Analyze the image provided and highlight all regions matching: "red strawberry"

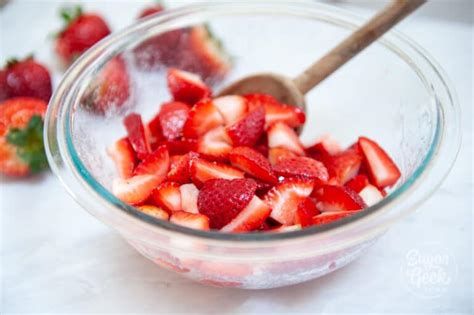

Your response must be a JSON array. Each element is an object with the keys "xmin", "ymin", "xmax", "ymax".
[
  {"xmin": 358, "ymin": 137, "xmax": 401, "ymax": 188},
  {"xmin": 0, "ymin": 97, "xmax": 48, "ymax": 177},
  {"xmin": 267, "ymin": 122, "xmax": 304, "ymax": 155},
  {"xmin": 358, "ymin": 184, "xmax": 384, "ymax": 207},
  {"xmin": 245, "ymin": 93, "xmax": 279, "ymax": 112},
  {"xmin": 197, "ymin": 178, "xmax": 257, "ymax": 229},
  {"xmin": 167, "ymin": 68, "xmax": 211, "ymax": 105},
  {"xmin": 253, "ymin": 179, "xmax": 275, "ymax": 196},
  {"xmin": 190, "ymin": 158, "xmax": 244, "ymax": 186},
  {"xmin": 306, "ymin": 134, "xmax": 342, "ymax": 158},
  {"xmin": 107, "ymin": 137, "xmax": 136, "ymax": 179},
  {"xmin": 345, "ymin": 174, "xmax": 369, "ymax": 193},
  {"xmin": 124, "ymin": 113, "xmax": 151, "ymax": 160},
  {"xmin": 197, "ymin": 126, "xmax": 232, "ymax": 160},
  {"xmin": 212, "ymin": 95, "xmax": 248, "ymax": 126},
  {"xmin": 254, "ymin": 133, "xmax": 269, "ymax": 157},
  {"xmin": 179, "ymin": 183, "xmax": 200, "ymax": 214},
  {"xmin": 2, "ymin": 57, "xmax": 52, "ymax": 102},
  {"xmin": 312, "ymin": 185, "xmax": 366, "ymax": 212},
  {"xmin": 311, "ymin": 211, "xmax": 359, "ymax": 226},
  {"xmin": 136, "ymin": 204, "xmax": 169, "ymax": 220},
  {"xmin": 229, "ymin": 146, "xmax": 277, "ymax": 184},
  {"xmin": 162, "ymin": 139, "xmax": 198, "ymax": 155},
  {"xmin": 183, "ymin": 98, "xmax": 224, "ymax": 138},
  {"xmin": 264, "ymin": 178, "xmax": 314, "ymax": 225},
  {"xmin": 137, "ymin": 3, "xmax": 164, "ymax": 18},
  {"xmin": 221, "ymin": 196, "xmax": 271, "ymax": 232},
  {"xmin": 268, "ymin": 147, "xmax": 297, "ymax": 165},
  {"xmin": 170, "ymin": 211, "xmax": 210, "ymax": 230},
  {"xmin": 112, "ymin": 174, "xmax": 160, "ymax": 205},
  {"xmin": 148, "ymin": 101, "xmax": 190, "ymax": 141},
  {"xmin": 295, "ymin": 198, "xmax": 320, "ymax": 227},
  {"xmin": 167, "ymin": 151, "xmax": 199, "ymax": 183},
  {"xmin": 133, "ymin": 145, "xmax": 170, "ymax": 181},
  {"xmin": 273, "ymin": 156, "xmax": 329, "ymax": 182},
  {"xmin": 55, "ymin": 6, "xmax": 111, "ymax": 65},
  {"xmin": 226, "ymin": 105, "xmax": 265, "ymax": 147},
  {"xmin": 152, "ymin": 181, "xmax": 182, "ymax": 212},
  {"xmin": 320, "ymin": 148, "xmax": 362, "ymax": 185}
]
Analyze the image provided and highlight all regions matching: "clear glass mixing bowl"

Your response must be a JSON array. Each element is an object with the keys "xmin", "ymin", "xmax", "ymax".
[{"xmin": 45, "ymin": 2, "xmax": 461, "ymax": 289}]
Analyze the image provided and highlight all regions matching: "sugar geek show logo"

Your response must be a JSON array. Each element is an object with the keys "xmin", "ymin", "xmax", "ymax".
[{"xmin": 400, "ymin": 243, "xmax": 457, "ymax": 298}]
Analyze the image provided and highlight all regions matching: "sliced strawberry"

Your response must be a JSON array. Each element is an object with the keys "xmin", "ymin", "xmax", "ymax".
[
  {"xmin": 267, "ymin": 122, "xmax": 304, "ymax": 155},
  {"xmin": 213, "ymin": 95, "xmax": 248, "ymax": 126},
  {"xmin": 273, "ymin": 156, "xmax": 329, "ymax": 182},
  {"xmin": 306, "ymin": 134, "xmax": 342, "ymax": 158},
  {"xmin": 183, "ymin": 98, "xmax": 224, "ymax": 138},
  {"xmin": 167, "ymin": 68, "xmax": 211, "ymax": 105},
  {"xmin": 148, "ymin": 101, "xmax": 190, "ymax": 141},
  {"xmin": 254, "ymin": 133, "xmax": 269, "ymax": 157},
  {"xmin": 358, "ymin": 184, "xmax": 384, "ymax": 207},
  {"xmin": 253, "ymin": 179, "xmax": 274, "ymax": 197},
  {"xmin": 136, "ymin": 204, "xmax": 169, "ymax": 220},
  {"xmin": 112, "ymin": 174, "xmax": 160, "ymax": 205},
  {"xmin": 190, "ymin": 158, "xmax": 244, "ymax": 186},
  {"xmin": 163, "ymin": 139, "xmax": 198, "ymax": 155},
  {"xmin": 124, "ymin": 113, "xmax": 151, "ymax": 160},
  {"xmin": 221, "ymin": 196, "xmax": 271, "ymax": 232},
  {"xmin": 133, "ymin": 145, "xmax": 170, "ymax": 182},
  {"xmin": 229, "ymin": 146, "xmax": 277, "ymax": 184},
  {"xmin": 268, "ymin": 147, "xmax": 297, "ymax": 165},
  {"xmin": 311, "ymin": 211, "xmax": 359, "ymax": 226},
  {"xmin": 345, "ymin": 174, "xmax": 369, "ymax": 193},
  {"xmin": 167, "ymin": 151, "xmax": 199, "ymax": 183},
  {"xmin": 358, "ymin": 137, "xmax": 401, "ymax": 188},
  {"xmin": 197, "ymin": 126, "xmax": 232, "ymax": 161},
  {"xmin": 151, "ymin": 181, "xmax": 182, "ymax": 212},
  {"xmin": 107, "ymin": 137, "xmax": 136, "ymax": 179},
  {"xmin": 226, "ymin": 106, "xmax": 265, "ymax": 147},
  {"xmin": 295, "ymin": 198, "xmax": 320, "ymax": 227},
  {"xmin": 312, "ymin": 185, "xmax": 366, "ymax": 212},
  {"xmin": 269, "ymin": 224, "xmax": 302, "ymax": 233},
  {"xmin": 170, "ymin": 211, "xmax": 210, "ymax": 230},
  {"xmin": 197, "ymin": 178, "xmax": 257, "ymax": 229},
  {"xmin": 179, "ymin": 183, "xmax": 200, "ymax": 213},
  {"xmin": 264, "ymin": 178, "xmax": 314, "ymax": 225},
  {"xmin": 264, "ymin": 102, "xmax": 305, "ymax": 129},
  {"xmin": 320, "ymin": 148, "xmax": 362, "ymax": 184}
]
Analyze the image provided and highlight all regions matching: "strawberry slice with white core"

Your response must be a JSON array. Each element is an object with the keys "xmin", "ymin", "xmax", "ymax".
[
  {"xmin": 267, "ymin": 122, "xmax": 305, "ymax": 155},
  {"xmin": 179, "ymin": 183, "xmax": 200, "ymax": 213},
  {"xmin": 113, "ymin": 174, "xmax": 160, "ymax": 205},
  {"xmin": 270, "ymin": 224, "xmax": 302, "ymax": 233},
  {"xmin": 123, "ymin": 113, "xmax": 151, "ymax": 160},
  {"xmin": 263, "ymin": 101, "xmax": 305, "ymax": 129},
  {"xmin": 229, "ymin": 146, "xmax": 278, "ymax": 184},
  {"xmin": 264, "ymin": 178, "xmax": 314, "ymax": 225},
  {"xmin": 197, "ymin": 126, "xmax": 232, "ymax": 160},
  {"xmin": 312, "ymin": 185, "xmax": 366, "ymax": 212},
  {"xmin": 152, "ymin": 181, "xmax": 182, "ymax": 212},
  {"xmin": 136, "ymin": 205, "xmax": 170, "ymax": 220},
  {"xmin": 358, "ymin": 137, "xmax": 401, "ymax": 188},
  {"xmin": 213, "ymin": 95, "xmax": 248, "ymax": 126},
  {"xmin": 311, "ymin": 211, "xmax": 359, "ymax": 225},
  {"xmin": 167, "ymin": 68, "xmax": 211, "ymax": 105},
  {"xmin": 190, "ymin": 158, "xmax": 244, "ymax": 186},
  {"xmin": 268, "ymin": 147, "xmax": 297, "ymax": 165},
  {"xmin": 221, "ymin": 196, "xmax": 271, "ymax": 232},
  {"xmin": 183, "ymin": 98, "xmax": 224, "ymax": 139},
  {"xmin": 107, "ymin": 137, "xmax": 136, "ymax": 179},
  {"xmin": 295, "ymin": 198, "xmax": 320, "ymax": 227},
  {"xmin": 358, "ymin": 184, "xmax": 384, "ymax": 207},
  {"xmin": 133, "ymin": 145, "xmax": 170, "ymax": 181},
  {"xmin": 170, "ymin": 211, "xmax": 210, "ymax": 230}
]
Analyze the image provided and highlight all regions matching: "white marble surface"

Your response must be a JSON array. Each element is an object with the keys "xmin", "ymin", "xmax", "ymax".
[{"xmin": 1, "ymin": 1, "xmax": 472, "ymax": 314}]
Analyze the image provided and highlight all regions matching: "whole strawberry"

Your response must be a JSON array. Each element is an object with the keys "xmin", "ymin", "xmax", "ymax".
[
  {"xmin": 0, "ymin": 57, "xmax": 52, "ymax": 102},
  {"xmin": 55, "ymin": 6, "xmax": 111, "ymax": 65},
  {"xmin": 0, "ymin": 97, "xmax": 48, "ymax": 177}
]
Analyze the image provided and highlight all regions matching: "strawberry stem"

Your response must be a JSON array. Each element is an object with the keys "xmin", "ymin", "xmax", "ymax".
[{"xmin": 60, "ymin": 5, "xmax": 83, "ymax": 25}]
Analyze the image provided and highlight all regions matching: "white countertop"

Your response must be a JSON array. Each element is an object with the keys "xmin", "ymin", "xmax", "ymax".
[{"xmin": 1, "ymin": 1, "xmax": 472, "ymax": 313}]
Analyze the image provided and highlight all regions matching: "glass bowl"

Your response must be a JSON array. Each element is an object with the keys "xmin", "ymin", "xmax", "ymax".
[{"xmin": 44, "ymin": 2, "xmax": 461, "ymax": 289}]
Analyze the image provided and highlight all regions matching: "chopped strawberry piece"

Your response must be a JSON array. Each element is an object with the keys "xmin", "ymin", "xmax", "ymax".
[
  {"xmin": 269, "ymin": 224, "xmax": 302, "ymax": 233},
  {"xmin": 358, "ymin": 184, "xmax": 384, "ymax": 207},
  {"xmin": 229, "ymin": 146, "xmax": 277, "ymax": 184},
  {"xmin": 167, "ymin": 68, "xmax": 211, "ymax": 105},
  {"xmin": 151, "ymin": 181, "xmax": 182, "ymax": 212},
  {"xmin": 137, "ymin": 4, "xmax": 164, "ymax": 18},
  {"xmin": 295, "ymin": 198, "xmax": 320, "ymax": 227},
  {"xmin": 273, "ymin": 156, "xmax": 329, "ymax": 182},
  {"xmin": 170, "ymin": 211, "xmax": 210, "ymax": 230},
  {"xmin": 190, "ymin": 158, "xmax": 244, "ymax": 186},
  {"xmin": 136, "ymin": 205, "xmax": 169, "ymax": 220},
  {"xmin": 264, "ymin": 178, "xmax": 314, "ymax": 225},
  {"xmin": 320, "ymin": 148, "xmax": 362, "ymax": 184},
  {"xmin": 112, "ymin": 174, "xmax": 160, "ymax": 205},
  {"xmin": 253, "ymin": 179, "xmax": 274, "ymax": 197},
  {"xmin": 148, "ymin": 101, "xmax": 190, "ymax": 141},
  {"xmin": 133, "ymin": 145, "xmax": 170, "ymax": 182},
  {"xmin": 167, "ymin": 151, "xmax": 199, "ymax": 183},
  {"xmin": 124, "ymin": 113, "xmax": 151, "ymax": 160},
  {"xmin": 358, "ymin": 137, "xmax": 401, "ymax": 188},
  {"xmin": 107, "ymin": 137, "xmax": 136, "ymax": 179},
  {"xmin": 312, "ymin": 185, "xmax": 366, "ymax": 212},
  {"xmin": 254, "ymin": 133, "xmax": 269, "ymax": 157},
  {"xmin": 311, "ymin": 211, "xmax": 359, "ymax": 226},
  {"xmin": 163, "ymin": 139, "xmax": 198, "ymax": 155},
  {"xmin": 197, "ymin": 178, "xmax": 257, "ymax": 229},
  {"xmin": 226, "ymin": 105, "xmax": 265, "ymax": 147},
  {"xmin": 268, "ymin": 147, "xmax": 297, "ymax": 165},
  {"xmin": 345, "ymin": 174, "xmax": 369, "ymax": 193},
  {"xmin": 306, "ymin": 134, "xmax": 342, "ymax": 158},
  {"xmin": 213, "ymin": 95, "xmax": 248, "ymax": 126},
  {"xmin": 197, "ymin": 126, "xmax": 232, "ymax": 160},
  {"xmin": 221, "ymin": 196, "xmax": 271, "ymax": 232},
  {"xmin": 183, "ymin": 98, "xmax": 224, "ymax": 138},
  {"xmin": 245, "ymin": 93, "xmax": 280, "ymax": 112},
  {"xmin": 179, "ymin": 183, "xmax": 200, "ymax": 213},
  {"xmin": 267, "ymin": 122, "xmax": 304, "ymax": 155}
]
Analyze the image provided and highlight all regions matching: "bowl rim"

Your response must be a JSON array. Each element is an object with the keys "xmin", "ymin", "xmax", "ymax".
[{"xmin": 45, "ymin": 1, "xmax": 461, "ymax": 244}]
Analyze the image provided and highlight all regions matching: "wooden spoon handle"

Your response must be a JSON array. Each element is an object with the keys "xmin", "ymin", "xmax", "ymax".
[{"xmin": 293, "ymin": 0, "xmax": 426, "ymax": 94}]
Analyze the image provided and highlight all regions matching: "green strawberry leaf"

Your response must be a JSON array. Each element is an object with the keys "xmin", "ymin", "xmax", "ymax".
[
  {"xmin": 6, "ymin": 115, "xmax": 49, "ymax": 173},
  {"xmin": 60, "ymin": 5, "xmax": 83, "ymax": 25}
]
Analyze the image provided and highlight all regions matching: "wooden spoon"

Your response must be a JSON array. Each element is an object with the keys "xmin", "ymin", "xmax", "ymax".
[{"xmin": 218, "ymin": 0, "xmax": 426, "ymax": 112}]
